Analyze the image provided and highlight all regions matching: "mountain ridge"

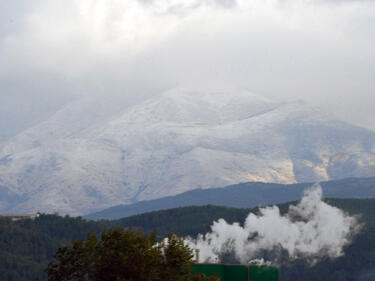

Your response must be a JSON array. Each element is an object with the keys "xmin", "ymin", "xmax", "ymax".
[
  {"xmin": 0, "ymin": 89, "xmax": 375, "ymax": 215},
  {"xmin": 84, "ymin": 177, "xmax": 375, "ymax": 220}
]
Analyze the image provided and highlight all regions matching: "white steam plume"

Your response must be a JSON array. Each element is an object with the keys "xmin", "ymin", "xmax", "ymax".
[{"xmin": 186, "ymin": 184, "xmax": 361, "ymax": 264}]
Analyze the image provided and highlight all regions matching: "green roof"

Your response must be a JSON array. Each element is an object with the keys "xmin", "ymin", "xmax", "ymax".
[{"xmin": 192, "ymin": 264, "xmax": 278, "ymax": 281}]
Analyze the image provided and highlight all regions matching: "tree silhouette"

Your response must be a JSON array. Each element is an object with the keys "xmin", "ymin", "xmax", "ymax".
[{"xmin": 45, "ymin": 228, "xmax": 219, "ymax": 281}]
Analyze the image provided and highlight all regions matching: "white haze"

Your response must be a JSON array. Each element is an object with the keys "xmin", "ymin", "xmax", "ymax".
[
  {"xmin": 0, "ymin": 0, "xmax": 375, "ymax": 138},
  {"xmin": 186, "ymin": 184, "xmax": 361, "ymax": 264}
]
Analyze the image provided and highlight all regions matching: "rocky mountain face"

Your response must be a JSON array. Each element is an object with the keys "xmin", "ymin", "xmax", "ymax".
[{"xmin": 0, "ymin": 89, "xmax": 374, "ymax": 215}]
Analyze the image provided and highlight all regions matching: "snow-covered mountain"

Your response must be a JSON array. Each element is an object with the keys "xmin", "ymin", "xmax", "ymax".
[{"xmin": 1, "ymin": 89, "xmax": 375, "ymax": 215}]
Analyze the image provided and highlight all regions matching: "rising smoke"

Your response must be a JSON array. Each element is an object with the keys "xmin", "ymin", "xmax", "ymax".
[{"xmin": 185, "ymin": 184, "xmax": 361, "ymax": 264}]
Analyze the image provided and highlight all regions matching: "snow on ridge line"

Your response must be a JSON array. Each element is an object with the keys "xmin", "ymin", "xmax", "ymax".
[{"xmin": 0, "ymin": 89, "xmax": 375, "ymax": 214}]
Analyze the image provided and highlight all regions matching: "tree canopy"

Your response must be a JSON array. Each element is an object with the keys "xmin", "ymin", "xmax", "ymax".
[{"xmin": 45, "ymin": 228, "xmax": 219, "ymax": 281}]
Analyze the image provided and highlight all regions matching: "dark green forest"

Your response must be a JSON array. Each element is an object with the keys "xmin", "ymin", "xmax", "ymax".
[{"xmin": 0, "ymin": 198, "xmax": 375, "ymax": 280}]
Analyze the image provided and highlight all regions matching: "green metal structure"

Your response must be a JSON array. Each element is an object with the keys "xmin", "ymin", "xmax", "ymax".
[{"xmin": 191, "ymin": 264, "xmax": 278, "ymax": 281}]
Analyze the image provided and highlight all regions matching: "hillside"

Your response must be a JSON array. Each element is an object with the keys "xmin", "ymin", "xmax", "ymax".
[
  {"xmin": 110, "ymin": 198, "xmax": 375, "ymax": 236},
  {"xmin": 1, "ymin": 89, "xmax": 375, "ymax": 215},
  {"xmin": 0, "ymin": 215, "xmax": 108, "ymax": 281},
  {"xmin": 85, "ymin": 177, "xmax": 375, "ymax": 220},
  {"xmin": 0, "ymin": 198, "xmax": 375, "ymax": 280},
  {"xmin": 84, "ymin": 199, "xmax": 375, "ymax": 281}
]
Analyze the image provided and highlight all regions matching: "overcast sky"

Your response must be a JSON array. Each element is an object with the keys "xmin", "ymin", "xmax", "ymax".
[{"xmin": 0, "ymin": 0, "xmax": 374, "ymax": 137}]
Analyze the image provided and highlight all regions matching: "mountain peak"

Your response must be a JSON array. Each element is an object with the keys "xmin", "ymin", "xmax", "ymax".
[
  {"xmin": 0, "ymin": 89, "xmax": 374, "ymax": 215},
  {"xmin": 112, "ymin": 88, "xmax": 282, "ymax": 126}
]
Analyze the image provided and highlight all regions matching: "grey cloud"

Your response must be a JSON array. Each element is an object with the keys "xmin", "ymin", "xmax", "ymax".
[
  {"xmin": 139, "ymin": 0, "xmax": 236, "ymax": 13},
  {"xmin": 0, "ymin": 1, "xmax": 33, "ymax": 38},
  {"xmin": 139, "ymin": 0, "xmax": 236, "ymax": 6},
  {"xmin": 209, "ymin": 0, "xmax": 237, "ymax": 8},
  {"xmin": 0, "ymin": 74, "xmax": 75, "ymax": 138},
  {"xmin": 0, "ymin": 0, "xmax": 374, "ymax": 135},
  {"xmin": 324, "ymin": 0, "xmax": 373, "ymax": 2}
]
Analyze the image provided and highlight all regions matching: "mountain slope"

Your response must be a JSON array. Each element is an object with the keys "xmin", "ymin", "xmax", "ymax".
[
  {"xmin": 0, "ymin": 89, "xmax": 375, "ymax": 215},
  {"xmin": 85, "ymin": 177, "xmax": 375, "ymax": 220}
]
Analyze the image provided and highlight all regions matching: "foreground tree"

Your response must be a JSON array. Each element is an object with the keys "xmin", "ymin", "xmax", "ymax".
[{"xmin": 45, "ymin": 228, "xmax": 219, "ymax": 281}]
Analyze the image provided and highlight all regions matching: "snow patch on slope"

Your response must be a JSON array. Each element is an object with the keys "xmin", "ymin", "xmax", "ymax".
[{"xmin": 0, "ymin": 88, "xmax": 374, "ymax": 214}]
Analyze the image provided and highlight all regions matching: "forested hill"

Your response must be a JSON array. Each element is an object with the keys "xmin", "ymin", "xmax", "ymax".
[
  {"xmin": 114, "ymin": 198, "xmax": 375, "ymax": 237},
  {"xmin": 0, "ymin": 215, "xmax": 109, "ymax": 280},
  {"xmin": 85, "ymin": 177, "xmax": 375, "ymax": 220},
  {"xmin": 0, "ymin": 198, "xmax": 375, "ymax": 280}
]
